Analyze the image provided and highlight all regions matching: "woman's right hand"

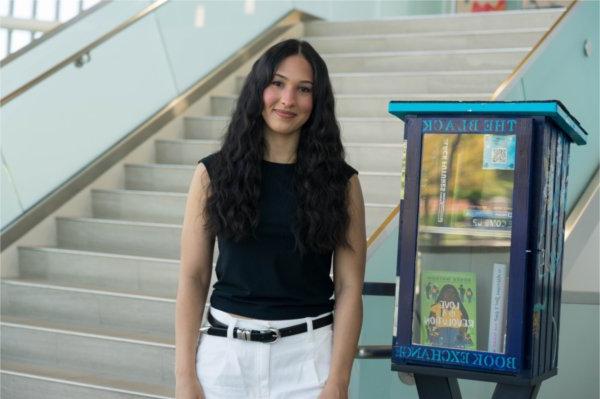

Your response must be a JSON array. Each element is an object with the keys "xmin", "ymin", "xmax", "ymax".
[{"xmin": 175, "ymin": 377, "xmax": 205, "ymax": 399}]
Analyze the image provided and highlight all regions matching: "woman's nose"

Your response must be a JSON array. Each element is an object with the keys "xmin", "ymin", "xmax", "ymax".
[{"xmin": 280, "ymin": 87, "xmax": 296, "ymax": 107}]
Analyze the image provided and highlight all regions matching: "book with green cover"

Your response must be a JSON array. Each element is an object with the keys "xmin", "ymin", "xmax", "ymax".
[{"xmin": 419, "ymin": 270, "xmax": 477, "ymax": 350}]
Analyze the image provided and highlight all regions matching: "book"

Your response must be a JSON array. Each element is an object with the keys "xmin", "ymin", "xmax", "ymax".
[
  {"xmin": 488, "ymin": 263, "xmax": 508, "ymax": 353},
  {"xmin": 419, "ymin": 270, "xmax": 477, "ymax": 350}
]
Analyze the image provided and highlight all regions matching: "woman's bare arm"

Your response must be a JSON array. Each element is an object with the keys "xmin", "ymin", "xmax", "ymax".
[
  {"xmin": 324, "ymin": 174, "xmax": 367, "ymax": 395},
  {"xmin": 175, "ymin": 163, "xmax": 215, "ymax": 381}
]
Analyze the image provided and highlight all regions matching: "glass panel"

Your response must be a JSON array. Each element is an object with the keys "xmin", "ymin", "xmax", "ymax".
[
  {"xmin": 10, "ymin": 29, "xmax": 31, "ymax": 53},
  {"xmin": 411, "ymin": 132, "xmax": 515, "ymax": 354},
  {"xmin": 13, "ymin": 0, "xmax": 33, "ymax": 19},
  {"xmin": 0, "ymin": 0, "xmax": 10, "ymax": 17},
  {"xmin": 35, "ymin": 0, "xmax": 58, "ymax": 21},
  {"xmin": 82, "ymin": 0, "xmax": 101, "ymax": 10},
  {"xmin": 0, "ymin": 28, "xmax": 7, "ymax": 59},
  {"xmin": 59, "ymin": 0, "xmax": 79, "ymax": 22}
]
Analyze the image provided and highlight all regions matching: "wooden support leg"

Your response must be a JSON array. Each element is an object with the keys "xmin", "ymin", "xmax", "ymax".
[
  {"xmin": 414, "ymin": 374, "xmax": 462, "ymax": 399},
  {"xmin": 492, "ymin": 383, "xmax": 541, "ymax": 399}
]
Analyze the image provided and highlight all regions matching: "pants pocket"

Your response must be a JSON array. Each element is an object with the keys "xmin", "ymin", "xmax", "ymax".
[
  {"xmin": 312, "ymin": 327, "xmax": 333, "ymax": 386},
  {"xmin": 196, "ymin": 334, "xmax": 247, "ymax": 395}
]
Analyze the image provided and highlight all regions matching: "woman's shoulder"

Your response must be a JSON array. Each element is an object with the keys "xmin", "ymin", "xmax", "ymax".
[
  {"xmin": 197, "ymin": 152, "xmax": 220, "ymax": 178},
  {"xmin": 341, "ymin": 161, "xmax": 358, "ymax": 180}
]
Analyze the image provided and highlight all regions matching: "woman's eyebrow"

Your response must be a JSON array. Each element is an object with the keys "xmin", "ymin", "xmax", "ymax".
[{"xmin": 273, "ymin": 73, "xmax": 313, "ymax": 85}]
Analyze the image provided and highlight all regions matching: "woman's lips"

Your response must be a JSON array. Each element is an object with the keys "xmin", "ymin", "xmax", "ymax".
[{"xmin": 274, "ymin": 109, "xmax": 296, "ymax": 119}]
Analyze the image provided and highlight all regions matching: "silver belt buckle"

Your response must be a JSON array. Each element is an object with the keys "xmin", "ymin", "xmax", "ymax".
[{"xmin": 266, "ymin": 328, "xmax": 281, "ymax": 343}]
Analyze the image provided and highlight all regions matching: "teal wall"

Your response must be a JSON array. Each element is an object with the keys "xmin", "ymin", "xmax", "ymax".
[{"xmin": 498, "ymin": 0, "xmax": 600, "ymax": 212}]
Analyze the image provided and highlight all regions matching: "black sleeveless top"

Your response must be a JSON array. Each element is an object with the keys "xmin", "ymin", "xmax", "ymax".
[{"xmin": 199, "ymin": 152, "xmax": 358, "ymax": 320}]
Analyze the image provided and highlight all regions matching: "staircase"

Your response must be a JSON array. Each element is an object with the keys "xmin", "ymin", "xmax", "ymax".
[{"xmin": 1, "ymin": 9, "xmax": 563, "ymax": 399}]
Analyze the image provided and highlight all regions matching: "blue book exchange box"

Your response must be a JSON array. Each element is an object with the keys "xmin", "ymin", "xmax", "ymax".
[{"xmin": 387, "ymin": 101, "xmax": 588, "ymax": 399}]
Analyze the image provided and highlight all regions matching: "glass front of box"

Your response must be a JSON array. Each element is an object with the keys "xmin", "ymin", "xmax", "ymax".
[{"xmin": 411, "ymin": 132, "xmax": 515, "ymax": 354}]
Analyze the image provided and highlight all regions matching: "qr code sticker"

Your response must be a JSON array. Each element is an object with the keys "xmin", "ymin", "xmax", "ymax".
[{"xmin": 491, "ymin": 147, "xmax": 507, "ymax": 164}]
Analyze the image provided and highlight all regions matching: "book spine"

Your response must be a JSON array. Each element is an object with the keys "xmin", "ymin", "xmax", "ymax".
[{"xmin": 488, "ymin": 263, "xmax": 508, "ymax": 353}]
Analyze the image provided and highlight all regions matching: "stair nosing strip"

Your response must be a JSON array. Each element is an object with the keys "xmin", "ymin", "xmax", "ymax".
[
  {"xmin": 330, "ymin": 69, "xmax": 513, "ymax": 77},
  {"xmin": 2, "ymin": 279, "xmax": 175, "ymax": 302},
  {"xmin": 0, "ymin": 368, "xmax": 172, "ymax": 399},
  {"xmin": 306, "ymin": 8, "xmax": 563, "ymax": 24},
  {"xmin": 212, "ymin": 93, "xmax": 491, "ymax": 101},
  {"xmin": 185, "ymin": 116, "xmax": 401, "ymax": 122},
  {"xmin": 303, "ymin": 27, "xmax": 547, "ymax": 41},
  {"xmin": 0, "ymin": 320, "xmax": 174, "ymax": 348},
  {"xmin": 125, "ymin": 163, "xmax": 404, "ymax": 176},
  {"xmin": 335, "ymin": 93, "xmax": 492, "ymax": 98},
  {"xmin": 92, "ymin": 188, "xmax": 187, "ymax": 197},
  {"xmin": 57, "ymin": 216, "xmax": 181, "ymax": 228},
  {"xmin": 322, "ymin": 47, "xmax": 531, "ymax": 58},
  {"xmin": 365, "ymin": 202, "xmax": 398, "ymax": 208},
  {"xmin": 19, "ymin": 246, "xmax": 179, "ymax": 263}
]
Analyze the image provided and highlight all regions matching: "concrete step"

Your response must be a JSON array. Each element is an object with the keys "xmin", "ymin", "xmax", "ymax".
[
  {"xmin": 322, "ymin": 48, "xmax": 529, "ymax": 73},
  {"xmin": 56, "ymin": 217, "xmax": 181, "ymax": 259},
  {"xmin": 54, "ymin": 209, "xmax": 393, "ymax": 275},
  {"xmin": 304, "ymin": 28, "xmax": 545, "ymax": 53},
  {"xmin": 1, "ymin": 278, "xmax": 175, "ymax": 341},
  {"xmin": 234, "ymin": 70, "xmax": 509, "ymax": 95},
  {"xmin": 125, "ymin": 163, "xmax": 194, "ymax": 194},
  {"xmin": 125, "ymin": 163, "xmax": 403, "ymax": 204},
  {"xmin": 92, "ymin": 188, "xmax": 396, "ymax": 229},
  {"xmin": 328, "ymin": 70, "xmax": 508, "ymax": 95},
  {"xmin": 1, "ymin": 318, "xmax": 175, "ymax": 391},
  {"xmin": 18, "ymin": 247, "xmax": 179, "ymax": 298},
  {"xmin": 92, "ymin": 189, "xmax": 186, "ymax": 225},
  {"xmin": 210, "ymin": 93, "xmax": 489, "ymax": 117},
  {"xmin": 1, "ymin": 360, "xmax": 173, "ymax": 399},
  {"xmin": 155, "ymin": 139, "xmax": 403, "ymax": 172},
  {"xmin": 303, "ymin": 9, "xmax": 563, "ymax": 36},
  {"xmin": 185, "ymin": 116, "xmax": 405, "ymax": 143}
]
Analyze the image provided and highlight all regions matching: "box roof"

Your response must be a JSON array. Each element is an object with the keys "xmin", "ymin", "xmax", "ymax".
[{"xmin": 388, "ymin": 100, "xmax": 587, "ymax": 145}]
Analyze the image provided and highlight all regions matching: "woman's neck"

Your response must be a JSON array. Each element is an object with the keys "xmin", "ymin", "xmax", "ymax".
[{"xmin": 263, "ymin": 129, "xmax": 300, "ymax": 164}]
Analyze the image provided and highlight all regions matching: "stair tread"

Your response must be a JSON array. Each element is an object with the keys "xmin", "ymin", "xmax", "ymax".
[
  {"xmin": 305, "ymin": 8, "xmax": 563, "ymax": 26},
  {"xmin": 1, "ymin": 276, "xmax": 175, "ymax": 302},
  {"xmin": 56, "ymin": 215, "xmax": 180, "ymax": 227},
  {"xmin": 0, "ymin": 314, "xmax": 174, "ymax": 346},
  {"xmin": 321, "ymin": 47, "xmax": 530, "ymax": 57},
  {"xmin": 1, "ymin": 359, "xmax": 173, "ymax": 398},
  {"xmin": 127, "ymin": 162, "xmax": 404, "ymax": 175},
  {"xmin": 159, "ymin": 138, "xmax": 405, "ymax": 147},
  {"xmin": 212, "ymin": 92, "xmax": 492, "ymax": 99},
  {"xmin": 19, "ymin": 245, "xmax": 179, "ymax": 263},
  {"xmin": 303, "ymin": 27, "xmax": 546, "ymax": 40},
  {"xmin": 93, "ymin": 188, "xmax": 397, "ymax": 206}
]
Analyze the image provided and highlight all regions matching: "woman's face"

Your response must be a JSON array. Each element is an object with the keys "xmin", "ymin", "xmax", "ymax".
[{"xmin": 262, "ymin": 55, "xmax": 314, "ymax": 138}]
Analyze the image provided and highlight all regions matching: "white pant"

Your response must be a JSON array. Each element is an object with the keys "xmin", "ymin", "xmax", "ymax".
[{"xmin": 196, "ymin": 307, "xmax": 333, "ymax": 399}]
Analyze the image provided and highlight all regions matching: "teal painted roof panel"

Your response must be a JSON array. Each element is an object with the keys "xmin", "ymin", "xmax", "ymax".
[{"xmin": 388, "ymin": 100, "xmax": 588, "ymax": 145}]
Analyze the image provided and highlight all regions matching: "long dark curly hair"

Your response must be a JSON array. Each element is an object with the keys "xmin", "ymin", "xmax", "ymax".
[{"xmin": 205, "ymin": 39, "xmax": 350, "ymax": 254}]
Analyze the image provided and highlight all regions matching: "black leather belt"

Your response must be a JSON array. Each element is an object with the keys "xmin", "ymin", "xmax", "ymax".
[{"xmin": 200, "ymin": 311, "xmax": 333, "ymax": 343}]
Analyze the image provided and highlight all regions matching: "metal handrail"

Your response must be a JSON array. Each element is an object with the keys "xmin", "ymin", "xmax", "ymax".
[
  {"xmin": 0, "ymin": 0, "xmax": 168, "ymax": 107},
  {"xmin": 0, "ymin": 0, "xmax": 111, "ymax": 67},
  {"xmin": 356, "ymin": 345, "xmax": 393, "ymax": 359}
]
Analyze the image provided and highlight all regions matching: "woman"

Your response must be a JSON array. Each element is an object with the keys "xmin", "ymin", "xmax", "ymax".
[{"xmin": 175, "ymin": 39, "xmax": 366, "ymax": 399}]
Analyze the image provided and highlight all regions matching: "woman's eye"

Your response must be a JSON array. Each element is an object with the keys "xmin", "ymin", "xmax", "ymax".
[
  {"xmin": 271, "ymin": 81, "xmax": 283, "ymax": 87},
  {"xmin": 299, "ymin": 86, "xmax": 312, "ymax": 94}
]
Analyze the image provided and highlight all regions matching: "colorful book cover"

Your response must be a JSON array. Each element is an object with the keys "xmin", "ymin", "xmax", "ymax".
[{"xmin": 419, "ymin": 270, "xmax": 477, "ymax": 350}]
